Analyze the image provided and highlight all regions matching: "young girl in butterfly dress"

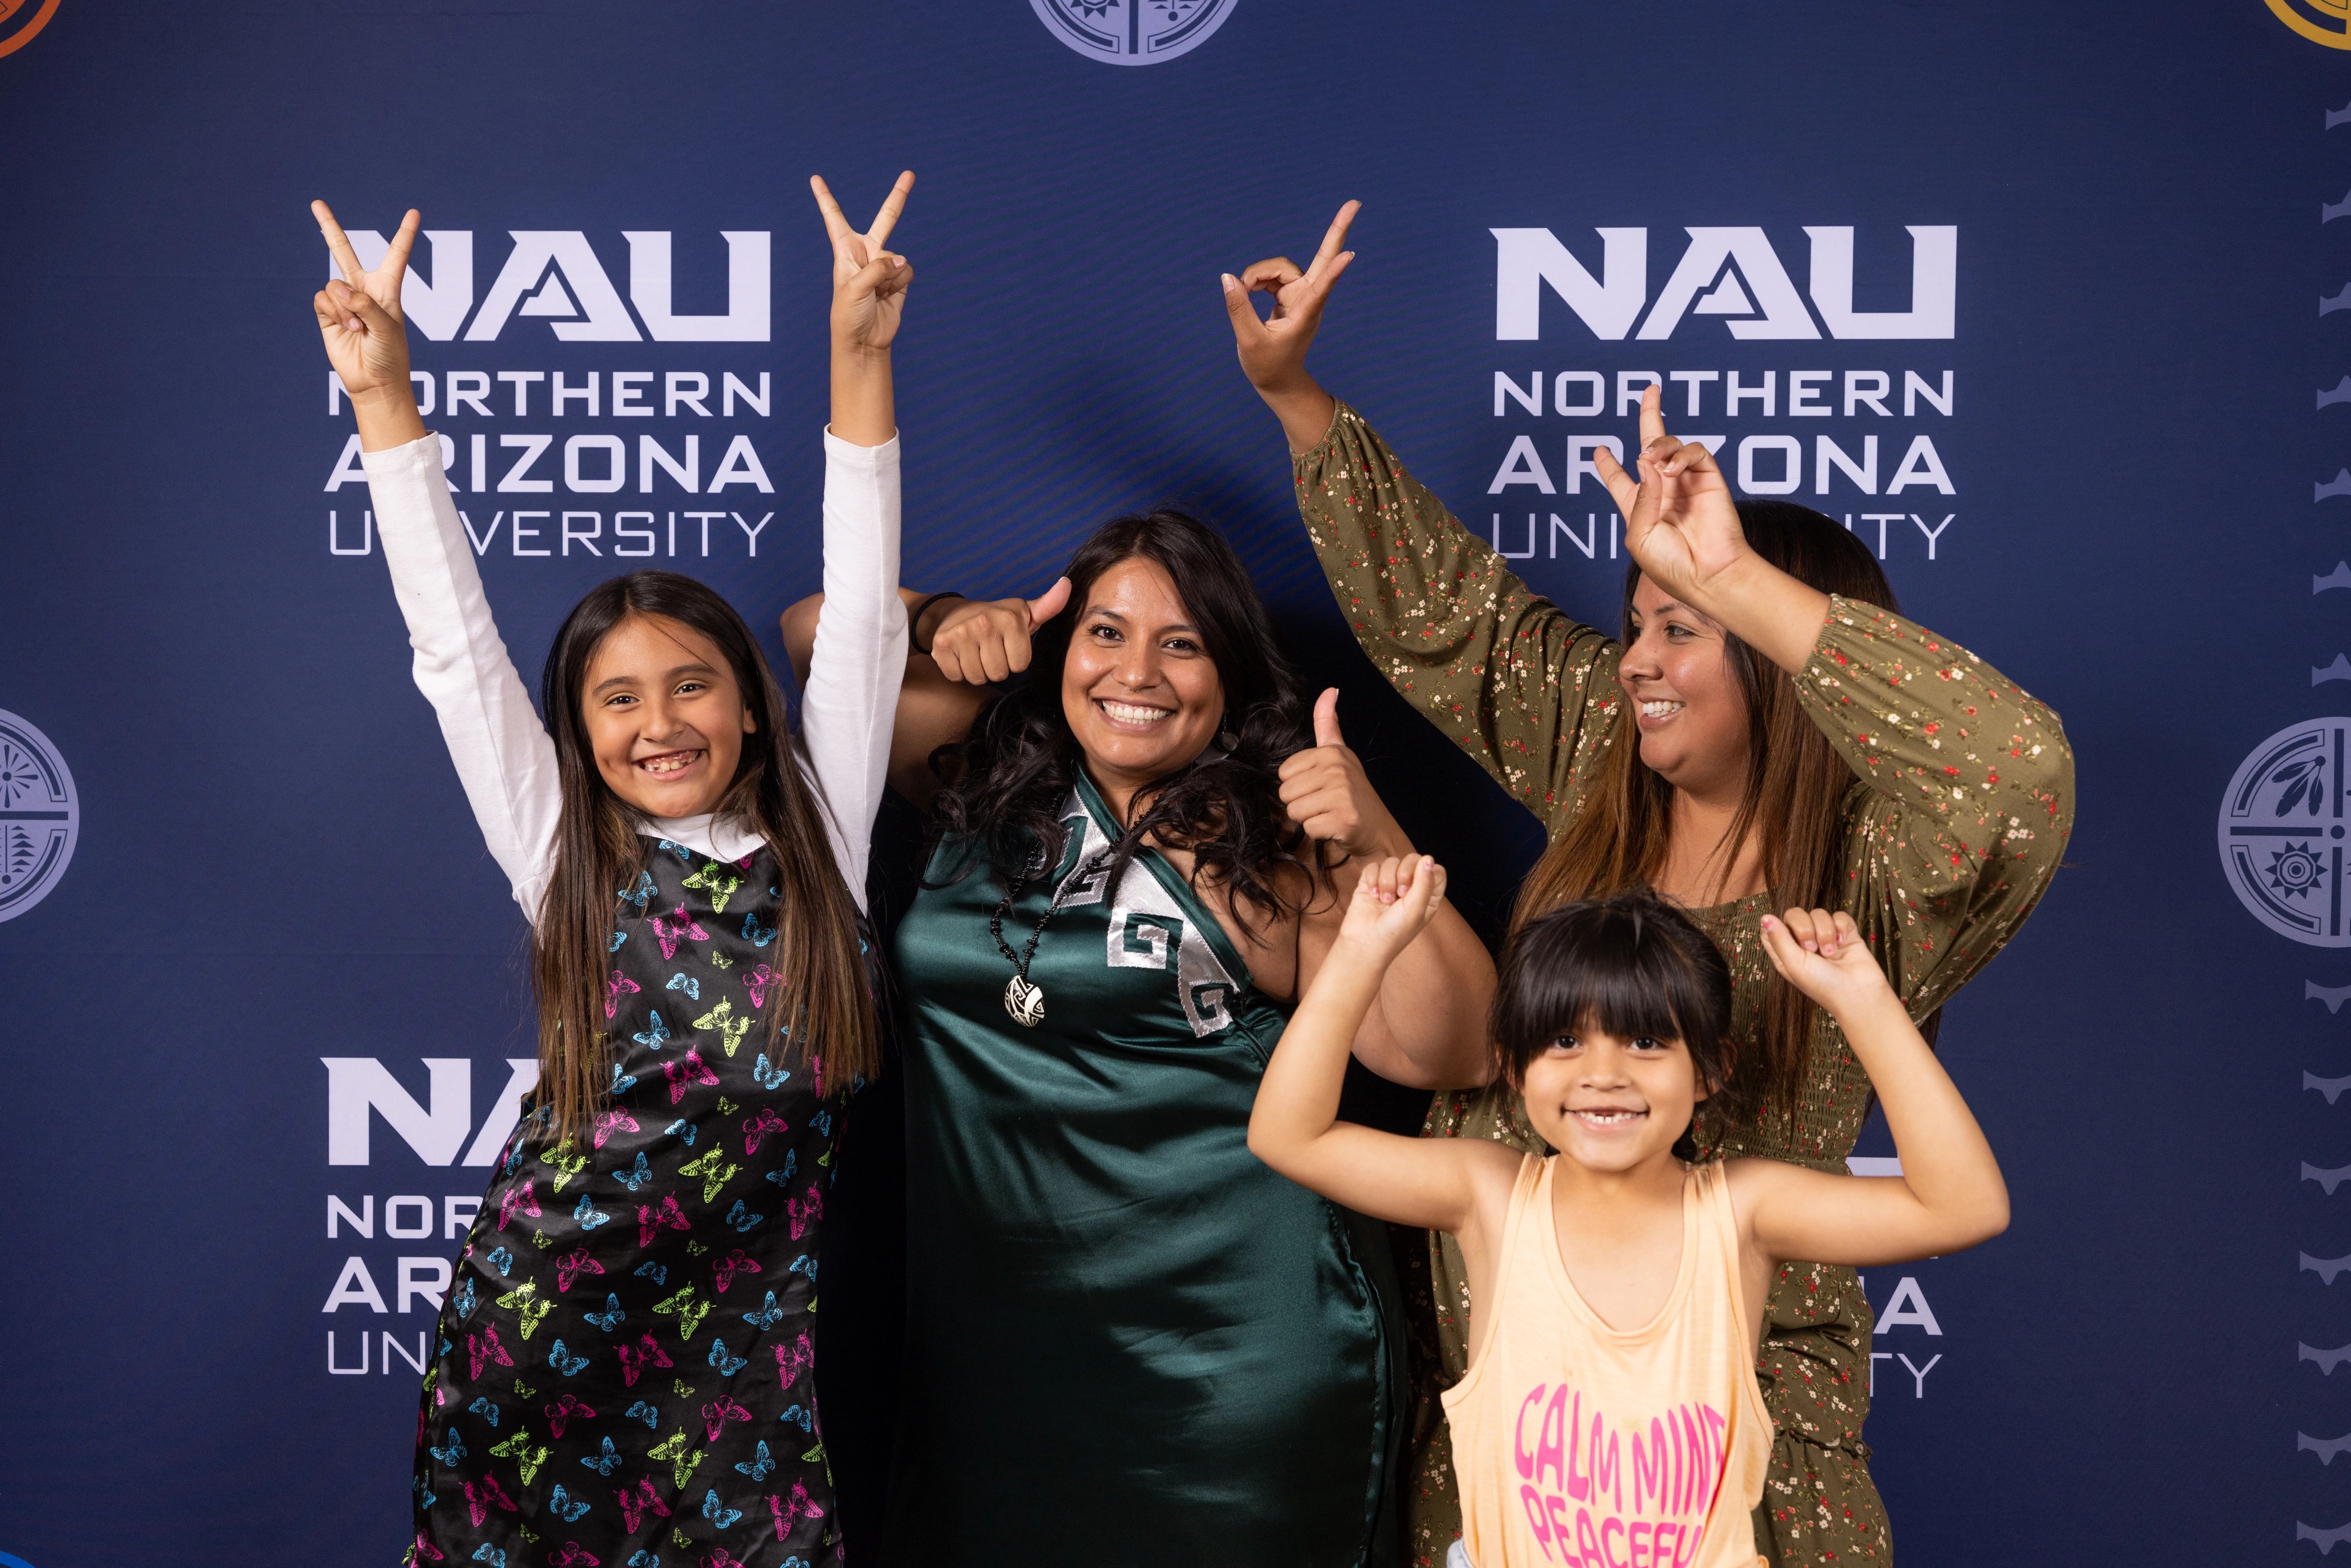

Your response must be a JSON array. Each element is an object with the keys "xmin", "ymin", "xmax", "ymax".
[{"xmin": 311, "ymin": 173, "xmax": 918, "ymax": 1568}]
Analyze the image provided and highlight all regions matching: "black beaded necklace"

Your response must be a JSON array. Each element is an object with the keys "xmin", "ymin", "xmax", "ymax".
[{"xmin": 988, "ymin": 843, "xmax": 1115, "ymax": 1027}]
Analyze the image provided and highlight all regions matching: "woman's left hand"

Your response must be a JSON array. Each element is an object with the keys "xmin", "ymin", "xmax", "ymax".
[
  {"xmin": 1279, "ymin": 689, "xmax": 1407, "ymax": 860},
  {"xmin": 812, "ymin": 171, "xmax": 915, "ymax": 352},
  {"xmin": 1592, "ymin": 383, "xmax": 1750, "ymax": 613}
]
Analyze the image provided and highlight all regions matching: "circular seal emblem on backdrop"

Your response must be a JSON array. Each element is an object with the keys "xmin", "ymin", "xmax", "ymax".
[
  {"xmin": 0, "ymin": 709, "xmax": 77, "ymax": 923},
  {"xmin": 2219, "ymin": 717, "xmax": 2351, "ymax": 945},
  {"xmin": 2269, "ymin": 0, "xmax": 2351, "ymax": 48},
  {"xmin": 0, "ymin": 0, "xmax": 63, "ymax": 59},
  {"xmin": 1028, "ymin": 0, "xmax": 1238, "ymax": 65}
]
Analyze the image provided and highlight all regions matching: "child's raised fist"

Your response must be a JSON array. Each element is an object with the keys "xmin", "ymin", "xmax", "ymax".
[
  {"xmin": 1758, "ymin": 906, "xmax": 1894, "ymax": 1016},
  {"xmin": 1336, "ymin": 854, "xmax": 1447, "ymax": 962}
]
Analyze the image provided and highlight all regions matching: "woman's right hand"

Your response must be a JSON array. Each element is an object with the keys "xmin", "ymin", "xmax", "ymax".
[
  {"xmin": 927, "ymin": 578, "xmax": 1072, "ymax": 686},
  {"xmin": 1222, "ymin": 200, "xmax": 1358, "ymax": 397},
  {"xmin": 311, "ymin": 200, "xmax": 426, "ymax": 449}
]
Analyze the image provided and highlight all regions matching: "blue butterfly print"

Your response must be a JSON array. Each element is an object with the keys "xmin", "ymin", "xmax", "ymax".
[
  {"xmin": 741, "ymin": 1293, "xmax": 786, "ymax": 1331},
  {"xmin": 656, "ymin": 838, "xmax": 694, "ymax": 865},
  {"xmin": 664, "ymin": 1118, "xmax": 697, "ymax": 1146},
  {"xmin": 624, "ymin": 1399, "xmax": 660, "ymax": 1428},
  {"xmin": 735, "ymin": 1440, "xmax": 776, "ymax": 1482},
  {"xmin": 700, "ymin": 1489, "xmax": 742, "ymax": 1529},
  {"xmin": 779, "ymin": 1404, "xmax": 813, "ymax": 1434},
  {"xmin": 725, "ymin": 1199, "xmax": 765, "ymax": 1233},
  {"xmin": 619, "ymin": 870, "xmax": 656, "ymax": 909},
  {"xmin": 549, "ymin": 1339, "xmax": 589, "ymax": 1377},
  {"xmin": 634, "ymin": 1261, "xmax": 669, "ymax": 1286},
  {"xmin": 626, "ymin": 1554, "xmax": 661, "ymax": 1568},
  {"xmin": 742, "ymin": 911, "xmax": 777, "ymax": 948},
  {"xmin": 428, "ymin": 1428, "xmax": 466, "ymax": 1466},
  {"xmin": 763, "ymin": 1150, "xmax": 799, "ymax": 1188},
  {"xmin": 611, "ymin": 1061, "xmax": 640, "ymax": 1095},
  {"xmin": 613, "ymin": 1151, "xmax": 654, "ymax": 1192},
  {"xmin": 487, "ymin": 1248, "xmax": 514, "ymax": 1276},
  {"xmin": 666, "ymin": 972, "xmax": 702, "ymax": 1002},
  {"xmin": 471, "ymin": 1547, "xmax": 507, "ymax": 1568},
  {"xmin": 812, "ymin": 1110, "xmax": 834, "ymax": 1136},
  {"xmin": 707, "ymin": 1335, "xmax": 748, "ymax": 1376},
  {"xmin": 580, "ymin": 1436, "xmax": 624, "ymax": 1477},
  {"xmin": 439, "ymin": 1337, "xmax": 452, "ymax": 1356},
  {"xmin": 608, "ymin": 929, "xmax": 629, "ymax": 954},
  {"xmin": 633, "ymin": 1012, "xmax": 672, "ymax": 1051},
  {"xmin": 574, "ymin": 1194, "xmax": 613, "ymax": 1231},
  {"xmin": 420, "ymin": 1485, "xmax": 436, "ymax": 1510},
  {"xmin": 751, "ymin": 1053, "xmax": 788, "ymax": 1092},
  {"xmin": 550, "ymin": 1483, "xmax": 591, "ymax": 1523},
  {"xmin": 453, "ymin": 1278, "xmax": 478, "ymax": 1320},
  {"xmin": 788, "ymin": 1255, "xmax": 818, "ymax": 1281},
  {"xmin": 584, "ymin": 1294, "xmax": 626, "ymax": 1332},
  {"xmin": 466, "ymin": 1396, "xmax": 500, "ymax": 1427}
]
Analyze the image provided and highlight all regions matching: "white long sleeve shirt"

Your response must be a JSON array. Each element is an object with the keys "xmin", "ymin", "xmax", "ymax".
[{"xmin": 360, "ymin": 427, "xmax": 906, "ymax": 921}]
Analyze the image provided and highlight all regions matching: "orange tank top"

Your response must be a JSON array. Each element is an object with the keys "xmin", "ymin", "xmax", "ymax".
[{"xmin": 1439, "ymin": 1155, "xmax": 1771, "ymax": 1568}]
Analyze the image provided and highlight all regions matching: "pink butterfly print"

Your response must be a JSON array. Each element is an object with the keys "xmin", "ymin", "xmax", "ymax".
[
  {"xmin": 741, "ymin": 1107, "xmax": 789, "ymax": 1156},
  {"xmin": 411, "ymin": 1530, "xmax": 445, "ymax": 1563},
  {"xmin": 615, "ymin": 1331, "xmax": 674, "ymax": 1388},
  {"xmin": 652, "ymin": 904, "xmax": 709, "ymax": 960},
  {"xmin": 605, "ymin": 969, "xmax": 643, "ymax": 1019},
  {"xmin": 555, "ymin": 1248, "xmax": 607, "ymax": 1294},
  {"xmin": 773, "ymin": 1332, "xmax": 813, "ymax": 1393},
  {"xmin": 496, "ymin": 1179, "xmax": 541, "ymax": 1231},
  {"xmin": 661, "ymin": 1048, "xmax": 719, "ymax": 1106},
  {"xmin": 467, "ymin": 1323, "xmax": 515, "ymax": 1379},
  {"xmin": 542, "ymin": 1392, "xmax": 597, "ymax": 1439},
  {"xmin": 593, "ymin": 1109, "xmax": 640, "ymax": 1148},
  {"xmin": 616, "ymin": 1475, "xmax": 672, "ymax": 1533},
  {"xmin": 548, "ymin": 1545, "xmax": 601, "ymax": 1568},
  {"xmin": 809, "ymin": 1052, "xmax": 826, "ymax": 1099},
  {"xmin": 769, "ymin": 1478, "xmax": 827, "ymax": 1537},
  {"xmin": 637, "ymin": 1192, "xmax": 690, "ymax": 1248},
  {"xmin": 463, "ymin": 1474, "xmax": 517, "ymax": 1526},
  {"xmin": 741, "ymin": 963, "xmax": 782, "ymax": 1010},
  {"xmin": 710, "ymin": 1248, "xmax": 761, "ymax": 1295},
  {"xmin": 701, "ymin": 1551, "xmax": 747, "ymax": 1568},
  {"xmin": 787, "ymin": 1183, "xmax": 825, "ymax": 1240},
  {"xmin": 700, "ymin": 1394, "xmax": 752, "ymax": 1441}
]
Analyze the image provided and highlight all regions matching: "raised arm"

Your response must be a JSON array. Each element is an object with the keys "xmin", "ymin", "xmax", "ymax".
[
  {"xmin": 1731, "ymin": 908, "xmax": 2009, "ymax": 1268},
  {"xmin": 312, "ymin": 201, "xmax": 562, "ymax": 921},
  {"xmin": 798, "ymin": 173, "xmax": 917, "ymax": 889},
  {"xmin": 1223, "ymin": 206, "xmax": 1624, "ymax": 834},
  {"xmin": 1250, "ymin": 856, "xmax": 1518, "ymax": 1230}
]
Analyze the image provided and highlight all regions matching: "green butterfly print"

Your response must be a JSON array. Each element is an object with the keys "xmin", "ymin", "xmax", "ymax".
[
  {"xmin": 682, "ymin": 860, "xmax": 744, "ymax": 913},
  {"xmin": 692, "ymin": 997, "xmax": 752, "ymax": 1058}
]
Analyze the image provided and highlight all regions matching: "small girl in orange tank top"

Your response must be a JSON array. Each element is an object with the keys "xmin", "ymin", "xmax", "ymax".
[{"xmin": 1249, "ymin": 859, "xmax": 2010, "ymax": 1568}]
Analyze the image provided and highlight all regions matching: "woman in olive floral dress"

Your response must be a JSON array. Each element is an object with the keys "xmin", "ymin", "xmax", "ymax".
[{"xmin": 1219, "ymin": 205, "xmax": 2074, "ymax": 1568}]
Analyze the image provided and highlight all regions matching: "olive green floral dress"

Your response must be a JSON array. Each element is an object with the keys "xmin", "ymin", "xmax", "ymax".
[{"xmin": 1292, "ymin": 405, "xmax": 2074, "ymax": 1568}]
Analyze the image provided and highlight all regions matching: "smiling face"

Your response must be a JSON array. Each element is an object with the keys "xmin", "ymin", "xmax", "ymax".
[
  {"xmin": 579, "ymin": 613, "xmax": 756, "ymax": 819},
  {"xmin": 1516, "ymin": 1017, "xmax": 1704, "ymax": 1175},
  {"xmin": 1058, "ymin": 556, "xmax": 1226, "ymax": 812},
  {"xmin": 1618, "ymin": 574, "xmax": 1754, "ymax": 804}
]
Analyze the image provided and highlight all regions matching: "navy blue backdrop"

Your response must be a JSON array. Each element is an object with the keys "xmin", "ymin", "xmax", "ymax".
[{"xmin": 2, "ymin": 1, "xmax": 2347, "ymax": 1562}]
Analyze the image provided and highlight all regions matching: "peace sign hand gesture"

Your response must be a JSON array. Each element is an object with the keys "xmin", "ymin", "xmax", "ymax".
[
  {"xmin": 1593, "ymin": 384, "xmax": 1751, "ymax": 613},
  {"xmin": 811, "ymin": 172, "xmax": 915, "ymax": 354},
  {"xmin": 311, "ymin": 200, "xmax": 417, "ymax": 403},
  {"xmin": 1223, "ymin": 199, "xmax": 1359, "ymax": 398}
]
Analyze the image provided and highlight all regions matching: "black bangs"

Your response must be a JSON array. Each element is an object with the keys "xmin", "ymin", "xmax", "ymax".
[{"xmin": 1491, "ymin": 890, "xmax": 1740, "ymax": 1111}]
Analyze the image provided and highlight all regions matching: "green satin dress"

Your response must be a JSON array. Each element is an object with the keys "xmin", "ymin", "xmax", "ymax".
[{"xmin": 883, "ymin": 770, "xmax": 1403, "ymax": 1566}]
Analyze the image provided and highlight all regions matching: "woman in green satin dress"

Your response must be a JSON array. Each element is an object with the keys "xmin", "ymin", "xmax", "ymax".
[{"xmin": 784, "ymin": 510, "xmax": 1495, "ymax": 1565}]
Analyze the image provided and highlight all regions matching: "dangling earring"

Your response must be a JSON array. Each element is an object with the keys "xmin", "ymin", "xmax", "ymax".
[{"xmin": 1215, "ymin": 728, "xmax": 1239, "ymax": 753}]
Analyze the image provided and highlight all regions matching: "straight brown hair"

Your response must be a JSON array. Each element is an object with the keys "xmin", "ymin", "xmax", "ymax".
[
  {"xmin": 1512, "ymin": 503, "xmax": 1897, "ymax": 1117},
  {"xmin": 531, "ymin": 571, "xmax": 878, "ymax": 1141}
]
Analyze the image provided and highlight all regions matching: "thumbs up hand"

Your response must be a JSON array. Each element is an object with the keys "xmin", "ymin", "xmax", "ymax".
[
  {"xmin": 926, "ymin": 577, "xmax": 1073, "ymax": 686},
  {"xmin": 1278, "ymin": 689, "xmax": 1407, "ymax": 860}
]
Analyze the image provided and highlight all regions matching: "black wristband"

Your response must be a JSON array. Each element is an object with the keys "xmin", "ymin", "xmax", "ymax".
[{"xmin": 909, "ymin": 591, "xmax": 965, "ymax": 656}]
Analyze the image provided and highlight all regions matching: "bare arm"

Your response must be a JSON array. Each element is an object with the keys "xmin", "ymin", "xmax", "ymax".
[
  {"xmin": 1249, "ymin": 856, "xmax": 1517, "ymax": 1226},
  {"xmin": 1732, "ymin": 908, "xmax": 2011, "ymax": 1268}
]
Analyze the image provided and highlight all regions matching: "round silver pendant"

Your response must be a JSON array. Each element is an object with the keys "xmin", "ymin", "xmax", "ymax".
[{"xmin": 1003, "ymin": 974, "xmax": 1046, "ymax": 1027}]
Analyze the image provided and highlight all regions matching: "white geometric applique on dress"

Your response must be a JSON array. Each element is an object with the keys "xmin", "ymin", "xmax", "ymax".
[{"xmin": 1054, "ymin": 794, "xmax": 1238, "ymax": 1037}]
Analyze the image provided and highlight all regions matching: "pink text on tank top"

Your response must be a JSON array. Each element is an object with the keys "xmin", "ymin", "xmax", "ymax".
[{"xmin": 1512, "ymin": 1382, "xmax": 1727, "ymax": 1567}]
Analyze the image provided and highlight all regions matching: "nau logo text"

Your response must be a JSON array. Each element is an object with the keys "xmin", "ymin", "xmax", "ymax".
[
  {"xmin": 322, "ymin": 1057, "xmax": 541, "ymax": 1166},
  {"xmin": 331, "ymin": 230, "xmax": 769, "ymax": 343},
  {"xmin": 1495, "ymin": 225, "xmax": 1956, "ymax": 342}
]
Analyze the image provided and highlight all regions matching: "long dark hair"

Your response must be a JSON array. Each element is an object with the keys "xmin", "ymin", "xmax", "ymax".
[
  {"xmin": 532, "ymin": 571, "xmax": 878, "ymax": 1141},
  {"xmin": 1513, "ymin": 502, "xmax": 1899, "ymax": 1117},
  {"xmin": 928, "ymin": 508, "xmax": 1325, "ymax": 936}
]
